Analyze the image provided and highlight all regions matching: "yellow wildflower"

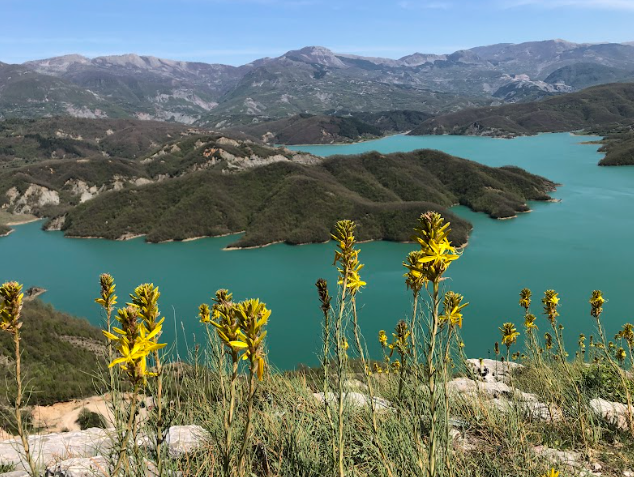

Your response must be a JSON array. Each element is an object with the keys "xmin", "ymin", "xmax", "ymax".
[
  {"xmin": 500, "ymin": 322, "xmax": 520, "ymax": 349},
  {"xmin": 440, "ymin": 291, "xmax": 468, "ymax": 328},
  {"xmin": 519, "ymin": 288, "xmax": 532, "ymax": 311},
  {"xmin": 589, "ymin": 290, "xmax": 606, "ymax": 319},
  {"xmin": 332, "ymin": 220, "xmax": 366, "ymax": 295}
]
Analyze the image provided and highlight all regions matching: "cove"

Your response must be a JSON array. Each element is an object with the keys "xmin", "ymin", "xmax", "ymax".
[{"xmin": 2, "ymin": 133, "xmax": 633, "ymax": 369}]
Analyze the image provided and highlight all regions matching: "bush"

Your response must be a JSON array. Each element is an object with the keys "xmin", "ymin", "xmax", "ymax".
[{"xmin": 76, "ymin": 408, "xmax": 107, "ymax": 430}]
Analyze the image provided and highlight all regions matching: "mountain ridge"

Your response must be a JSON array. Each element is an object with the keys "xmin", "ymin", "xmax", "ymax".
[{"xmin": 5, "ymin": 39, "xmax": 634, "ymax": 127}]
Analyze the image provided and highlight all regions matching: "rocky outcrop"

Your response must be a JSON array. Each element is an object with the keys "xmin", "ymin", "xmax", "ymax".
[
  {"xmin": 5, "ymin": 185, "xmax": 60, "ymax": 215},
  {"xmin": 0, "ymin": 428, "xmax": 111, "ymax": 472},
  {"xmin": 449, "ymin": 376, "xmax": 563, "ymax": 422},
  {"xmin": 313, "ymin": 392, "xmax": 392, "ymax": 411},
  {"xmin": 43, "ymin": 216, "xmax": 66, "ymax": 231},
  {"xmin": 590, "ymin": 398, "xmax": 633, "ymax": 431},
  {"xmin": 24, "ymin": 287, "xmax": 47, "ymax": 301},
  {"xmin": 0, "ymin": 425, "xmax": 207, "ymax": 473},
  {"xmin": 44, "ymin": 456, "xmax": 108, "ymax": 477},
  {"xmin": 465, "ymin": 358, "xmax": 523, "ymax": 384}
]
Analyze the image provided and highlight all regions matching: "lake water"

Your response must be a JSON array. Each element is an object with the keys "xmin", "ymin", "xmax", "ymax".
[{"xmin": 3, "ymin": 133, "xmax": 633, "ymax": 369}]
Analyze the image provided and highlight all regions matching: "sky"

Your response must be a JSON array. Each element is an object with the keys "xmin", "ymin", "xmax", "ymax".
[{"xmin": 1, "ymin": 0, "xmax": 634, "ymax": 65}]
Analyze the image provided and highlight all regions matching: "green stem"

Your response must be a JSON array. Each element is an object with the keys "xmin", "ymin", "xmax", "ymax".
[
  {"xmin": 112, "ymin": 382, "xmax": 140, "ymax": 477},
  {"xmin": 351, "ymin": 299, "xmax": 394, "ymax": 477},
  {"xmin": 14, "ymin": 330, "xmax": 37, "ymax": 477},
  {"xmin": 426, "ymin": 280, "xmax": 441, "ymax": 477},
  {"xmin": 238, "ymin": 358, "xmax": 258, "ymax": 476}
]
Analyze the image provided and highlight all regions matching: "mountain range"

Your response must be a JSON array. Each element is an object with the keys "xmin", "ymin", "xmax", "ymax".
[{"xmin": 4, "ymin": 39, "xmax": 634, "ymax": 128}]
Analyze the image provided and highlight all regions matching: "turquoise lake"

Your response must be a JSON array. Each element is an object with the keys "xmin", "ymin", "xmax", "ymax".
[{"xmin": 2, "ymin": 133, "xmax": 633, "ymax": 369}]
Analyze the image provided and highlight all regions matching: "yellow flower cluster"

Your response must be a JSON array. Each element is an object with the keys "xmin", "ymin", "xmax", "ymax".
[
  {"xmin": 500, "ymin": 322, "xmax": 520, "ymax": 348},
  {"xmin": 519, "ymin": 288, "xmax": 532, "ymax": 311},
  {"xmin": 410, "ymin": 212, "xmax": 459, "ymax": 282},
  {"xmin": 103, "ymin": 305, "xmax": 166, "ymax": 384},
  {"xmin": 378, "ymin": 330, "xmax": 388, "ymax": 348},
  {"xmin": 332, "ymin": 220, "xmax": 366, "ymax": 295},
  {"xmin": 542, "ymin": 290, "xmax": 560, "ymax": 324},
  {"xmin": 524, "ymin": 313, "xmax": 538, "ymax": 331},
  {"xmin": 200, "ymin": 290, "xmax": 271, "ymax": 380},
  {"xmin": 0, "ymin": 281, "xmax": 23, "ymax": 334},
  {"xmin": 589, "ymin": 290, "xmax": 606, "ymax": 319},
  {"xmin": 403, "ymin": 250, "xmax": 427, "ymax": 293},
  {"xmin": 617, "ymin": 323, "xmax": 634, "ymax": 347},
  {"xmin": 440, "ymin": 291, "xmax": 468, "ymax": 328},
  {"xmin": 95, "ymin": 274, "xmax": 117, "ymax": 313},
  {"xmin": 389, "ymin": 320, "xmax": 410, "ymax": 357}
]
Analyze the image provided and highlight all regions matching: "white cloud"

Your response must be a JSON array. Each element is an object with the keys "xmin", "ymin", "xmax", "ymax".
[{"xmin": 504, "ymin": 0, "xmax": 634, "ymax": 10}]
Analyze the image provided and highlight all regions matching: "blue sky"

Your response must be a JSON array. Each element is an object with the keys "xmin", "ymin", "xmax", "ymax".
[{"xmin": 1, "ymin": 0, "xmax": 634, "ymax": 65}]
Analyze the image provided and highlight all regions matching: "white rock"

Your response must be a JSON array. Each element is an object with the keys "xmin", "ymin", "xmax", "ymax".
[
  {"xmin": 448, "ymin": 377, "xmax": 512, "ymax": 398},
  {"xmin": 590, "ymin": 398, "xmax": 632, "ymax": 431},
  {"xmin": 0, "ymin": 428, "xmax": 112, "ymax": 471},
  {"xmin": 0, "ymin": 471, "xmax": 30, "ymax": 477},
  {"xmin": 313, "ymin": 392, "xmax": 392, "ymax": 411},
  {"xmin": 466, "ymin": 358, "xmax": 523, "ymax": 383},
  {"xmin": 45, "ymin": 456, "xmax": 109, "ymax": 477},
  {"xmin": 165, "ymin": 425, "xmax": 207, "ymax": 458}
]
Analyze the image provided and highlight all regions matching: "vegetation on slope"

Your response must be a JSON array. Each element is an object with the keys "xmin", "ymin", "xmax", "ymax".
[
  {"xmin": 0, "ymin": 300, "xmax": 105, "ymax": 419},
  {"xmin": 237, "ymin": 113, "xmax": 382, "ymax": 144},
  {"xmin": 236, "ymin": 110, "xmax": 433, "ymax": 145},
  {"xmin": 411, "ymin": 82, "xmax": 634, "ymax": 138},
  {"xmin": 597, "ymin": 128, "xmax": 634, "ymax": 165},
  {"xmin": 62, "ymin": 148, "xmax": 555, "ymax": 247}
]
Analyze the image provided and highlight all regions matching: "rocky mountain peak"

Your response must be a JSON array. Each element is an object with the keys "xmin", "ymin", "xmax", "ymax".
[
  {"xmin": 398, "ymin": 52, "xmax": 447, "ymax": 66},
  {"xmin": 282, "ymin": 46, "xmax": 346, "ymax": 68},
  {"xmin": 24, "ymin": 54, "xmax": 91, "ymax": 73}
]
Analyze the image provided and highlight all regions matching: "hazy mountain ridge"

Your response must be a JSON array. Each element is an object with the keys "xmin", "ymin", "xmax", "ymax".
[{"xmin": 4, "ymin": 40, "xmax": 634, "ymax": 127}]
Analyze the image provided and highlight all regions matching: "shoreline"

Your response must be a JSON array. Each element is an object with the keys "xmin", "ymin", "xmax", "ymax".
[
  {"xmin": 5, "ymin": 217, "xmax": 41, "ymax": 226},
  {"xmin": 285, "ymin": 131, "xmax": 409, "ymax": 148}
]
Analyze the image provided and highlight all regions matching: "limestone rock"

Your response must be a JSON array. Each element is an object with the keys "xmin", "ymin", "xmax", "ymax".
[
  {"xmin": 0, "ymin": 428, "xmax": 112, "ymax": 471},
  {"xmin": 313, "ymin": 392, "xmax": 392, "ymax": 411},
  {"xmin": 590, "ymin": 398, "xmax": 632, "ymax": 431},
  {"xmin": 165, "ymin": 425, "xmax": 207, "ymax": 458},
  {"xmin": 533, "ymin": 445, "xmax": 602, "ymax": 477},
  {"xmin": 0, "ymin": 471, "xmax": 30, "ymax": 477},
  {"xmin": 44, "ymin": 456, "xmax": 109, "ymax": 477},
  {"xmin": 449, "ymin": 377, "xmax": 562, "ymax": 422},
  {"xmin": 466, "ymin": 358, "xmax": 523, "ymax": 383}
]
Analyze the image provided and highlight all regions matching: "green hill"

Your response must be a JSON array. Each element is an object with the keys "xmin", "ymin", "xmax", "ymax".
[
  {"xmin": 411, "ymin": 82, "xmax": 634, "ymax": 138},
  {"xmin": 0, "ymin": 300, "xmax": 105, "ymax": 418},
  {"xmin": 61, "ymin": 149, "xmax": 555, "ymax": 248},
  {"xmin": 237, "ymin": 114, "xmax": 381, "ymax": 145}
]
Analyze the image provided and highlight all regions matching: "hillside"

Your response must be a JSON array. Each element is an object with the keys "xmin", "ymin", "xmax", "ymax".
[
  {"xmin": 237, "ymin": 110, "xmax": 432, "ymax": 145},
  {"xmin": 237, "ymin": 114, "xmax": 382, "ymax": 145},
  {"xmin": 61, "ymin": 148, "xmax": 555, "ymax": 248},
  {"xmin": 0, "ymin": 118, "xmax": 315, "ymax": 225},
  {"xmin": 411, "ymin": 82, "xmax": 634, "ymax": 137},
  {"xmin": 597, "ymin": 128, "xmax": 634, "ymax": 165},
  {"xmin": 6, "ymin": 40, "xmax": 634, "ymax": 127},
  {"xmin": 0, "ymin": 299, "xmax": 105, "ymax": 428}
]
